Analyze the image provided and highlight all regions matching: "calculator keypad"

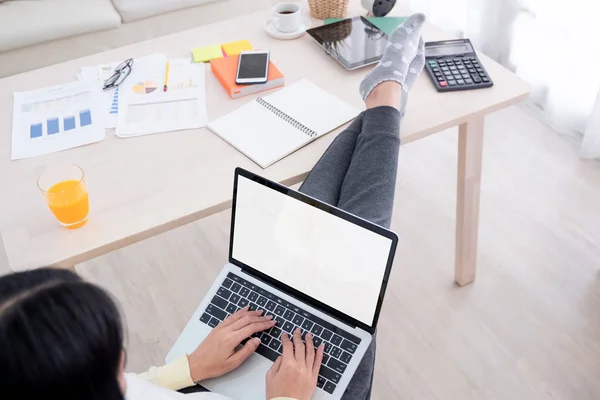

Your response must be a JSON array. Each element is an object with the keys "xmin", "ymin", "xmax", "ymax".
[{"xmin": 426, "ymin": 56, "xmax": 492, "ymax": 91}]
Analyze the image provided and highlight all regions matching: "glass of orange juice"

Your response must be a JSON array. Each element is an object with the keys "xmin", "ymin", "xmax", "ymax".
[{"xmin": 37, "ymin": 164, "xmax": 89, "ymax": 229}]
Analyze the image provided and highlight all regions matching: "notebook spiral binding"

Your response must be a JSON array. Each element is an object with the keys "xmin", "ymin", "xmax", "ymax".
[{"xmin": 256, "ymin": 98, "xmax": 318, "ymax": 138}]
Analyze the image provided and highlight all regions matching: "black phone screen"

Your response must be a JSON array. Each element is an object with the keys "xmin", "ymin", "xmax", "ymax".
[{"xmin": 238, "ymin": 53, "xmax": 269, "ymax": 79}]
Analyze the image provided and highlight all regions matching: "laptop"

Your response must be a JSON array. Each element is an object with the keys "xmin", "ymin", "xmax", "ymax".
[{"xmin": 166, "ymin": 168, "xmax": 398, "ymax": 399}]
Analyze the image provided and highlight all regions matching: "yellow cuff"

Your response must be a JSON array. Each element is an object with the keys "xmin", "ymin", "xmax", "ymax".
[{"xmin": 137, "ymin": 354, "xmax": 194, "ymax": 391}]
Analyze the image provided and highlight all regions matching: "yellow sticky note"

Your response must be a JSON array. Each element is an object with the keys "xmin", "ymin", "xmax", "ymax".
[
  {"xmin": 221, "ymin": 40, "xmax": 253, "ymax": 56},
  {"xmin": 192, "ymin": 44, "xmax": 223, "ymax": 63}
]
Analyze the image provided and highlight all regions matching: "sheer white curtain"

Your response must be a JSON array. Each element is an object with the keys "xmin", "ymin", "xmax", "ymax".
[{"xmin": 407, "ymin": 0, "xmax": 600, "ymax": 158}]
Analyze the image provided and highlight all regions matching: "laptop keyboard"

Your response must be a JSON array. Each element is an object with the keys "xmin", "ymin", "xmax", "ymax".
[{"xmin": 199, "ymin": 272, "xmax": 362, "ymax": 395}]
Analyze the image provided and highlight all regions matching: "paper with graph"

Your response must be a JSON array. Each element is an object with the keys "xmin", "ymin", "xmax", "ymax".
[
  {"xmin": 76, "ymin": 54, "xmax": 187, "ymax": 130},
  {"xmin": 78, "ymin": 63, "xmax": 121, "ymax": 129},
  {"xmin": 116, "ymin": 56, "xmax": 207, "ymax": 138},
  {"xmin": 11, "ymin": 81, "xmax": 105, "ymax": 160}
]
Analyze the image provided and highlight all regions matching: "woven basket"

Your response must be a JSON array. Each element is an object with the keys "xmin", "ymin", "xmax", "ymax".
[{"xmin": 308, "ymin": 0, "xmax": 350, "ymax": 19}]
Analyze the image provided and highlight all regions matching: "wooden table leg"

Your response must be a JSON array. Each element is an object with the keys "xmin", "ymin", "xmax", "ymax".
[{"xmin": 455, "ymin": 116, "xmax": 484, "ymax": 286}]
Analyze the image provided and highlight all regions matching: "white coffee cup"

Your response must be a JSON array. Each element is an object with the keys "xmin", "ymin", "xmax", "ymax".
[{"xmin": 272, "ymin": 3, "xmax": 302, "ymax": 33}]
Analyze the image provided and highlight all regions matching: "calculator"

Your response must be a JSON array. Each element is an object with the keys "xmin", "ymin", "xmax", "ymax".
[{"xmin": 424, "ymin": 39, "xmax": 493, "ymax": 92}]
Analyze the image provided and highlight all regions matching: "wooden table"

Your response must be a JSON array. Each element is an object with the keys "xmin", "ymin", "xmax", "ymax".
[{"xmin": 0, "ymin": 6, "xmax": 529, "ymax": 285}]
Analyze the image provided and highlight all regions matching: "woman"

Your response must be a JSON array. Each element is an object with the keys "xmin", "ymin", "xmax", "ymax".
[
  {"xmin": 0, "ymin": 13, "xmax": 425, "ymax": 400},
  {"xmin": 0, "ymin": 268, "xmax": 320, "ymax": 400}
]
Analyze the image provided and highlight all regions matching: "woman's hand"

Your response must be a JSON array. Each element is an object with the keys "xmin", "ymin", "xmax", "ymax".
[
  {"xmin": 187, "ymin": 307, "xmax": 276, "ymax": 382},
  {"xmin": 266, "ymin": 328, "xmax": 324, "ymax": 400}
]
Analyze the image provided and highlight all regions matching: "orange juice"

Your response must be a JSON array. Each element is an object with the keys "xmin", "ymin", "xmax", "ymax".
[{"xmin": 46, "ymin": 179, "xmax": 89, "ymax": 229}]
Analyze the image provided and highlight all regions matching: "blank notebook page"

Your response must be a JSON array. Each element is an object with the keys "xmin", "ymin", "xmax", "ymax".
[
  {"xmin": 208, "ymin": 101, "xmax": 310, "ymax": 167},
  {"xmin": 264, "ymin": 79, "xmax": 360, "ymax": 135}
]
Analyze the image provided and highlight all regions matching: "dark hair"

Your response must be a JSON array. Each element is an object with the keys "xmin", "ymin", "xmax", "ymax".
[{"xmin": 0, "ymin": 268, "xmax": 125, "ymax": 400}]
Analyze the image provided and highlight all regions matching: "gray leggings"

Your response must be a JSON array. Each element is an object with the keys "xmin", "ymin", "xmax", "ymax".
[{"xmin": 299, "ymin": 105, "xmax": 401, "ymax": 400}]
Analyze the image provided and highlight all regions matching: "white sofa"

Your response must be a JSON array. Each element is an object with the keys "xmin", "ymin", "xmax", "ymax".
[{"xmin": 0, "ymin": 0, "xmax": 275, "ymax": 78}]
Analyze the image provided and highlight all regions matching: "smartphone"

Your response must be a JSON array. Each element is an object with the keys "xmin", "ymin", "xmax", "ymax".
[{"xmin": 235, "ymin": 50, "xmax": 270, "ymax": 85}]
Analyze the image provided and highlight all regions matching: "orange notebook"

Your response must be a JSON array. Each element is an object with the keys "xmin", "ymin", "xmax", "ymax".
[{"xmin": 210, "ymin": 55, "xmax": 284, "ymax": 99}]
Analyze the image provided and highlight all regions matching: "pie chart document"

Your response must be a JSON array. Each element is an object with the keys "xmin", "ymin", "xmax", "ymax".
[{"xmin": 116, "ymin": 54, "xmax": 208, "ymax": 138}]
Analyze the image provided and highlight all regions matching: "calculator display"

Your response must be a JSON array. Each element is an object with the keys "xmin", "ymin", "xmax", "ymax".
[{"xmin": 427, "ymin": 44, "xmax": 471, "ymax": 57}]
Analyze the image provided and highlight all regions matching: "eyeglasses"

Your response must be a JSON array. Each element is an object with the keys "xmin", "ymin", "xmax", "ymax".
[{"xmin": 103, "ymin": 58, "xmax": 134, "ymax": 90}]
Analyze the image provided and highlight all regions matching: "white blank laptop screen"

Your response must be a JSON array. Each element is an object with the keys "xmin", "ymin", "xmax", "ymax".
[{"xmin": 232, "ymin": 176, "xmax": 393, "ymax": 326}]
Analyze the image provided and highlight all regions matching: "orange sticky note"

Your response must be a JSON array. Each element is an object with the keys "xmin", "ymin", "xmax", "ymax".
[{"xmin": 221, "ymin": 40, "xmax": 253, "ymax": 56}]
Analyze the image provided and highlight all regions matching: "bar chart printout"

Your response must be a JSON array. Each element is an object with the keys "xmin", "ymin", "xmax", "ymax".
[
  {"xmin": 12, "ymin": 81, "xmax": 105, "ymax": 160},
  {"xmin": 47, "ymin": 118, "xmax": 59, "ymax": 135},
  {"xmin": 79, "ymin": 109, "xmax": 92, "ymax": 127},
  {"xmin": 64, "ymin": 115, "xmax": 76, "ymax": 131}
]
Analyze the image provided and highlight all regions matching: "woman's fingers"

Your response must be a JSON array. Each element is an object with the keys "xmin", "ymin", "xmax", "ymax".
[
  {"xmin": 305, "ymin": 332, "xmax": 315, "ymax": 368},
  {"xmin": 219, "ymin": 307, "xmax": 256, "ymax": 328},
  {"xmin": 229, "ymin": 313, "xmax": 270, "ymax": 332},
  {"xmin": 312, "ymin": 344, "xmax": 325, "ymax": 377},
  {"xmin": 227, "ymin": 337, "xmax": 261, "ymax": 368},
  {"xmin": 235, "ymin": 318, "xmax": 276, "ymax": 342},
  {"xmin": 292, "ymin": 328, "xmax": 305, "ymax": 364},
  {"xmin": 280, "ymin": 332, "xmax": 294, "ymax": 361}
]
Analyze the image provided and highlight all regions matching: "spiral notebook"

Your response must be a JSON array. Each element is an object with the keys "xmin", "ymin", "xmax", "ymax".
[{"xmin": 208, "ymin": 79, "xmax": 359, "ymax": 168}]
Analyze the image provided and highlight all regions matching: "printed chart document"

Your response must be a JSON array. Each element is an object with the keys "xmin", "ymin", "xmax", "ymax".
[
  {"xmin": 78, "ymin": 62, "xmax": 120, "ymax": 129},
  {"xmin": 77, "ymin": 55, "xmax": 190, "ymax": 130},
  {"xmin": 11, "ymin": 81, "xmax": 105, "ymax": 160},
  {"xmin": 116, "ymin": 58, "xmax": 207, "ymax": 138}
]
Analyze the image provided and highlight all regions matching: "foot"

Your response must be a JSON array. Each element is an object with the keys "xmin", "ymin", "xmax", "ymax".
[
  {"xmin": 365, "ymin": 40, "xmax": 426, "ymax": 112},
  {"xmin": 365, "ymin": 81, "xmax": 402, "ymax": 110},
  {"xmin": 359, "ymin": 13, "xmax": 426, "ymax": 102}
]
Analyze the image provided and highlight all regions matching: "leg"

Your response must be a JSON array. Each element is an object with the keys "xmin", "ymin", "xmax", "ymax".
[
  {"xmin": 336, "ymin": 105, "xmax": 401, "ymax": 228},
  {"xmin": 338, "ymin": 10, "xmax": 428, "ymax": 227},
  {"xmin": 455, "ymin": 117, "xmax": 484, "ymax": 286},
  {"xmin": 343, "ymin": 337, "xmax": 376, "ymax": 400},
  {"xmin": 338, "ymin": 103, "xmax": 400, "ymax": 400},
  {"xmin": 298, "ymin": 109, "xmax": 391, "ymax": 400},
  {"xmin": 300, "ymin": 9, "xmax": 426, "ymax": 206},
  {"xmin": 312, "ymin": 14, "xmax": 427, "ymax": 400},
  {"xmin": 340, "ymin": 35, "xmax": 426, "ymax": 400},
  {"xmin": 298, "ymin": 114, "xmax": 364, "ymax": 205}
]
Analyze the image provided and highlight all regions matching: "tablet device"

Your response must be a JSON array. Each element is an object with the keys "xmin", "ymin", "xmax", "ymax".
[{"xmin": 306, "ymin": 17, "xmax": 389, "ymax": 70}]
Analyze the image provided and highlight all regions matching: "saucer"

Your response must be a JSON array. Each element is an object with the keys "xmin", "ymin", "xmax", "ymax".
[{"xmin": 264, "ymin": 17, "xmax": 311, "ymax": 40}]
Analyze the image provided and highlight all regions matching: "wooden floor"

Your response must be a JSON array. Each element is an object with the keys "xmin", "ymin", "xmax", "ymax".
[{"xmin": 2, "ymin": 104, "xmax": 599, "ymax": 399}]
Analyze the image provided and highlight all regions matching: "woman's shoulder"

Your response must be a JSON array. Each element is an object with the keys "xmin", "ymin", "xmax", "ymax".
[{"xmin": 125, "ymin": 373, "xmax": 231, "ymax": 400}]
